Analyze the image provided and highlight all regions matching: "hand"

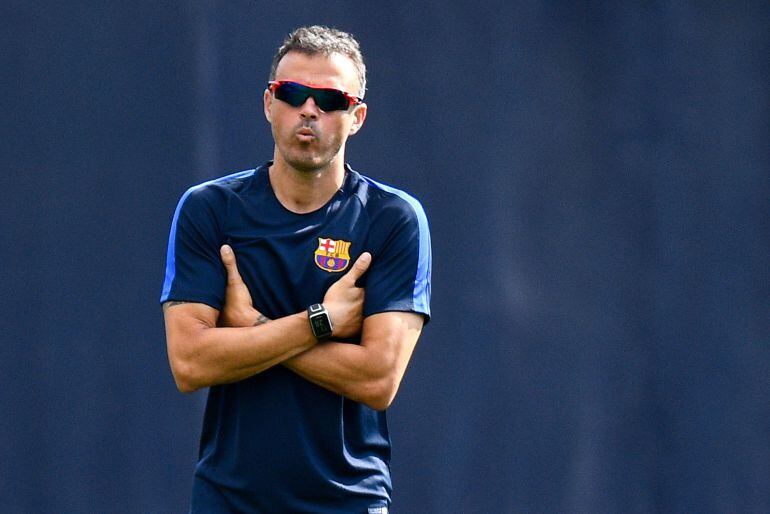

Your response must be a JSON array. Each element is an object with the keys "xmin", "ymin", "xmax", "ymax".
[
  {"xmin": 323, "ymin": 252, "xmax": 371, "ymax": 338},
  {"xmin": 218, "ymin": 245, "xmax": 268, "ymax": 327}
]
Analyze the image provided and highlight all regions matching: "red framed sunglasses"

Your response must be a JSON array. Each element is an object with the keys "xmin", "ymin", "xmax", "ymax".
[{"xmin": 268, "ymin": 80, "xmax": 363, "ymax": 112}]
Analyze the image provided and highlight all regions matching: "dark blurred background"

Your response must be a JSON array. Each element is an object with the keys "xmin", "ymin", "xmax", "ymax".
[{"xmin": 2, "ymin": 1, "xmax": 768, "ymax": 513}]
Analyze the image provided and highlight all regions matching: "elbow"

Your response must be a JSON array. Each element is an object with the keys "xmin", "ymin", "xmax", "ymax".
[
  {"xmin": 364, "ymin": 397, "xmax": 393, "ymax": 412},
  {"xmin": 164, "ymin": 308, "xmax": 218, "ymax": 394},
  {"xmin": 360, "ymin": 376, "xmax": 399, "ymax": 411},
  {"xmin": 174, "ymin": 375, "xmax": 200, "ymax": 395},
  {"xmin": 169, "ymin": 356, "xmax": 205, "ymax": 394}
]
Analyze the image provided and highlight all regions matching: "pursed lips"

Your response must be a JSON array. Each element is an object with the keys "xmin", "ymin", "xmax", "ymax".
[{"xmin": 295, "ymin": 126, "xmax": 316, "ymax": 141}]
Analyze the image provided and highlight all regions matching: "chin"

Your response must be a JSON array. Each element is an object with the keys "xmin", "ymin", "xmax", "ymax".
[
  {"xmin": 285, "ymin": 155, "xmax": 327, "ymax": 173},
  {"xmin": 282, "ymin": 146, "xmax": 341, "ymax": 173}
]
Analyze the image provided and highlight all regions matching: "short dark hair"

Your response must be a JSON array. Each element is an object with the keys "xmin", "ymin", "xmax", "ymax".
[{"xmin": 270, "ymin": 26, "xmax": 367, "ymax": 98}]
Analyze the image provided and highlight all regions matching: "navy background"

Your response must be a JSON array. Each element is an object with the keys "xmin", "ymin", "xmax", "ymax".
[{"xmin": 2, "ymin": 2, "xmax": 768, "ymax": 513}]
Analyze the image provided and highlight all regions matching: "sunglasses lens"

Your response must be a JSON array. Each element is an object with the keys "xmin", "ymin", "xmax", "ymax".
[
  {"xmin": 273, "ymin": 82, "xmax": 351, "ymax": 111},
  {"xmin": 313, "ymin": 90, "xmax": 349, "ymax": 111},
  {"xmin": 274, "ymin": 82, "xmax": 309, "ymax": 107}
]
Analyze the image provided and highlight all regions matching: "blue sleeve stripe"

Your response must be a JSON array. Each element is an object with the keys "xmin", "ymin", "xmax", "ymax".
[
  {"xmin": 159, "ymin": 169, "xmax": 256, "ymax": 303},
  {"xmin": 362, "ymin": 177, "xmax": 432, "ymax": 316}
]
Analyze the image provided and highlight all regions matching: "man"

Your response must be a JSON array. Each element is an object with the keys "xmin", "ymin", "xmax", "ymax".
[{"xmin": 160, "ymin": 26, "xmax": 432, "ymax": 513}]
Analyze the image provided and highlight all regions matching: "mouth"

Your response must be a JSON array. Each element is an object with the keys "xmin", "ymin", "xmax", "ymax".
[{"xmin": 295, "ymin": 127, "xmax": 317, "ymax": 142}]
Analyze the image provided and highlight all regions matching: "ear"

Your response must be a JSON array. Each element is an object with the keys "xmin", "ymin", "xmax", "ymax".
[
  {"xmin": 348, "ymin": 102, "xmax": 367, "ymax": 136},
  {"xmin": 263, "ymin": 88, "xmax": 273, "ymax": 123}
]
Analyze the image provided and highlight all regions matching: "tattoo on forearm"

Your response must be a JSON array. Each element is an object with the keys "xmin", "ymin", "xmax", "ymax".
[{"xmin": 253, "ymin": 315, "xmax": 271, "ymax": 326}]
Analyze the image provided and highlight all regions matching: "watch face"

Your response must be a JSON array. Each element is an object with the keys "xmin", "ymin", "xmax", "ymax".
[
  {"xmin": 311, "ymin": 313, "xmax": 332, "ymax": 336},
  {"xmin": 308, "ymin": 304, "xmax": 333, "ymax": 339}
]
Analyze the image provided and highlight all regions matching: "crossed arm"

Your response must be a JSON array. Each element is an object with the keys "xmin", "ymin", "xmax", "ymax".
[
  {"xmin": 283, "ymin": 312, "xmax": 423, "ymax": 410},
  {"xmin": 163, "ymin": 246, "xmax": 423, "ymax": 410}
]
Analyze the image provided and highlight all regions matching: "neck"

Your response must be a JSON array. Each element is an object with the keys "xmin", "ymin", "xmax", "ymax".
[{"xmin": 269, "ymin": 152, "xmax": 346, "ymax": 214}]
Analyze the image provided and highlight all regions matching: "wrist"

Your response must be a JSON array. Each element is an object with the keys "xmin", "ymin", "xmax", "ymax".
[{"xmin": 307, "ymin": 303, "xmax": 333, "ymax": 341}]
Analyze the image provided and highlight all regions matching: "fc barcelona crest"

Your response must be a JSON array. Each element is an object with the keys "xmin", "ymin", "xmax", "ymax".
[{"xmin": 314, "ymin": 237, "xmax": 352, "ymax": 272}]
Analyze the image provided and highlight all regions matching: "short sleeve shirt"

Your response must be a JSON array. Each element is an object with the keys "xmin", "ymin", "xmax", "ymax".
[{"xmin": 160, "ymin": 163, "xmax": 431, "ymax": 513}]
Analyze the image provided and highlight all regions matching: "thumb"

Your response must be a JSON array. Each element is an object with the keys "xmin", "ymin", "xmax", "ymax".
[
  {"xmin": 220, "ymin": 245, "xmax": 244, "ymax": 284},
  {"xmin": 344, "ymin": 252, "xmax": 372, "ymax": 282}
]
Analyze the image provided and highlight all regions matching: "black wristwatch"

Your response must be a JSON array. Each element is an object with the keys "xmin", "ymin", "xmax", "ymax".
[{"xmin": 307, "ymin": 303, "xmax": 333, "ymax": 341}]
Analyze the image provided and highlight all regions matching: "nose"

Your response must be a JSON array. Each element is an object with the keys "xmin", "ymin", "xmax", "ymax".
[{"xmin": 299, "ymin": 95, "xmax": 321, "ymax": 119}]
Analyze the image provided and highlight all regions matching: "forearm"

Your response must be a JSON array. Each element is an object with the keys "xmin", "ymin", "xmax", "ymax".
[
  {"xmin": 165, "ymin": 309, "xmax": 316, "ymax": 392},
  {"xmin": 283, "ymin": 342, "xmax": 393, "ymax": 410}
]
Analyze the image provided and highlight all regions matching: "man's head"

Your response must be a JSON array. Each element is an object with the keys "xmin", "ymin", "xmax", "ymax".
[
  {"xmin": 269, "ymin": 26, "xmax": 366, "ymax": 99},
  {"xmin": 264, "ymin": 26, "xmax": 368, "ymax": 174}
]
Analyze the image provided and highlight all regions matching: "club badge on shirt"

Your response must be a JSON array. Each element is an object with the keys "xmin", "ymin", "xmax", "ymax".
[{"xmin": 314, "ymin": 237, "xmax": 352, "ymax": 272}]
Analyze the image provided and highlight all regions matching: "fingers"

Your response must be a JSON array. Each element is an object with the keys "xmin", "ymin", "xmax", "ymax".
[
  {"xmin": 343, "ymin": 252, "xmax": 372, "ymax": 283},
  {"xmin": 220, "ymin": 245, "xmax": 244, "ymax": 285}
]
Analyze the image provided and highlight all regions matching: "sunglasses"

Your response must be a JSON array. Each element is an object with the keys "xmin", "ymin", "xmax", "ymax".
[{"xmin": 268, "ymin": 80, "xmax": 363, "ymax": 112}]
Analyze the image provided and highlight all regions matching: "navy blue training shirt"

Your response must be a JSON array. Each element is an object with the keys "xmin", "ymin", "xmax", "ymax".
[{"xmin": 160, "ymin": 162, "xmax": 431, "ymax": 513}]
